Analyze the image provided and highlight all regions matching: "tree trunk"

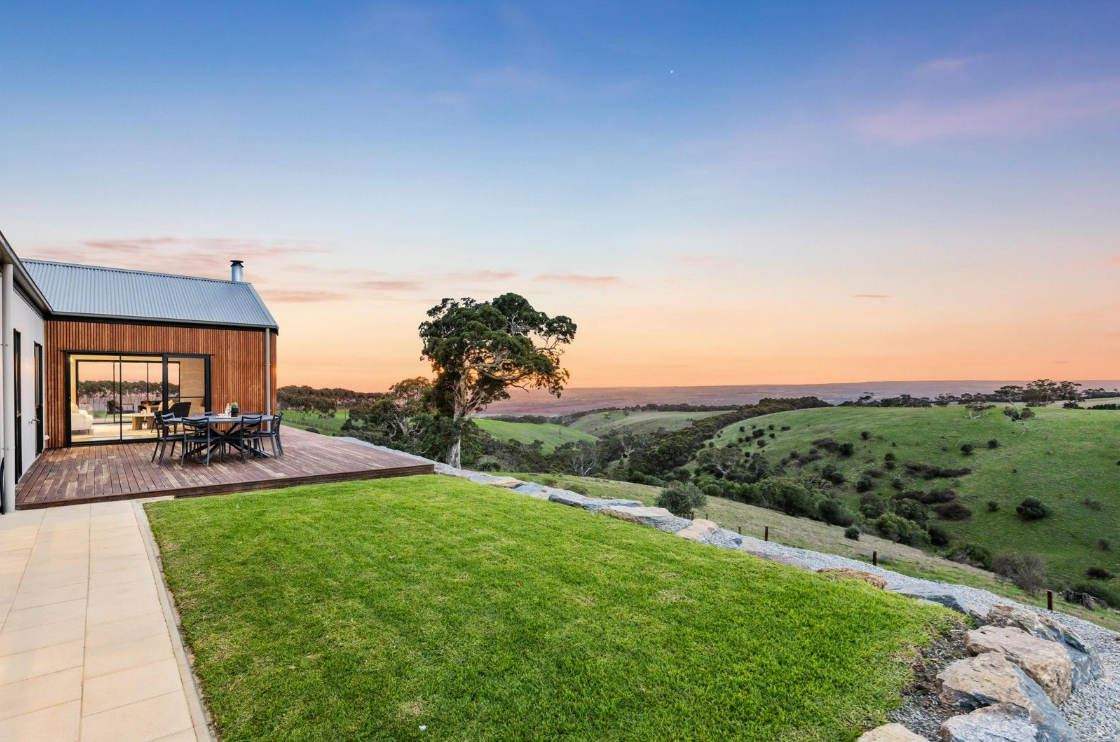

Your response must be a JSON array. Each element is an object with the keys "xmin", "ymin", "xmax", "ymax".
[{"xmin": 446, "ymin": 435, "xmax": 462, "ymax": 469}]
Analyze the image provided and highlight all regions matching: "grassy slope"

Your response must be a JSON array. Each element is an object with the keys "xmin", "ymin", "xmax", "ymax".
[
  {"xmin": 146, "ymin": 475, "xmax": 954, "ymax": 742},
  {"xmin": 569, "ymin": 410, "xmax": 725, "ymax": 437},
  {"xmin": 283, "ymin": 409, "xmax": 349, "ymax": 434},
  {"xmin": 475, "ymin": 418, "xmax": 597, "ymax": 452},
  {"xmin": 512, "ymin": 474, "xmax": 1120, "ymax": 632},
  {"xmin": 708, "ymin": 406, "xmax": 1120, "ymax": 589}
]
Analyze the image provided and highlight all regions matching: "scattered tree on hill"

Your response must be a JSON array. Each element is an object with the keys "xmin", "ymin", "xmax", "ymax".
[
  {"xmin": 555, "ymin": 440, "xmax": 600, "ymax": 477},
  {"xmin": 656, "ymin": 481, "xmax": 706, "ymax": 518},
  {"xmin": 1016, "ymin": 497, "xmax": 1051, "ymax": 520},
  {"xmin": 994, "ymin": 384, "xmax": 1023, "ymax": 405},
  {"xmin": 696, "ymin": 446, "xmax": 743, "ymax": 479},
  {"xmin": 1003, "ymin": 406, "xmax": 1035, "ymax": 430},
  {"xmin": 419, "ymin": 294, "xmax": 577, "ymax": 468}
]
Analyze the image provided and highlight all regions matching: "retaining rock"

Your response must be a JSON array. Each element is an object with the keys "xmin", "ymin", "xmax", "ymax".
[
  {"xmin": 676, "ymin": 519, "xmax": 719, "ymax": 542},
  {"xmin": 986, "ymin": 605, "xmax": 1103, "ymax": 688},
  {"xmin": 965, "ymin": 626, "xmax": 1072, "ymax": 704},
  {"xmin": 855, "ymin": 722, "xmax": 928, "ymax": 741},
  {"xmin": 547, "ymin": 491, "xmax": 642, "ymax": 511},
  {"xmin": 600, "ymin": 506, "xmax": 689, "ymax": 533},
  {"xmin": 891, "ymin": 584, "xmax": 986, "ymax": 620},
  {"xmin": 940, "ymin": 703, "xmax": 1039, "ymax": 742},
  {"xmin": 938, "ymin": 653, "xmax": 1077, "ymax": 742}
]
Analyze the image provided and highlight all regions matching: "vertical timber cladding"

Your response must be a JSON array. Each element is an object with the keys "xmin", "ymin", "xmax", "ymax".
[{"xmin": 44, "ymin": 319, "xmax": 277, "ymax": 448}]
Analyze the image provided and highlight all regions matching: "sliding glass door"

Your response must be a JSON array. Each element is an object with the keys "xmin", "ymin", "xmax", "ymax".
[{"xmin": 68, "ymin": 353, "xmax": 210, "ymax": 445}]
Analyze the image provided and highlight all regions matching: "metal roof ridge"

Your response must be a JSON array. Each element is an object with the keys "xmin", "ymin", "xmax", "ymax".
[{"xmin": 23, "ymin": 258, "xmax": 249, "ymax": 286}]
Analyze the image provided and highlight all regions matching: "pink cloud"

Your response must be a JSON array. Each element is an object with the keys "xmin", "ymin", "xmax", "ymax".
[
  {"xmin": 535, "ymin": 274, "xmax": 620, "ymax": 286},
  {"xmin": 854, "ymin": 294, "xmax": 892, "ymax": 299},
  {"xmin": 258, "ymin": 289, "xmax": 347, "ymax": 303},
  {"xmin": 853, "ymin": 79, "xmax": 1120, "ymax": 144},
  {"xmin": 356, "ymin": 279, "xmax": 425, "ymax": 292},
  {"xmin": 444, "ymin": 270, "xmax": 518, "ymax": 281}
]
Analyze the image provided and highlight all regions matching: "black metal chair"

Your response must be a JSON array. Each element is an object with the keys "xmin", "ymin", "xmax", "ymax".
[
  {"xmin": 169, "ymin": 402, "xmax": 192, "ymax": 419},
  {"xmin": 151, "ymin": 411, "xmax": 183, "ymax": 464},
  {"xmin": 263, "ymin": 412, "xmax": 284, "ymax": 456},
  {"xmin": 182, "ymin": 417, "xmax": 216, "ymax": 466},
  {"xmin": 227, "ymin": 415, "xmax": 264, "ymax": 461}
]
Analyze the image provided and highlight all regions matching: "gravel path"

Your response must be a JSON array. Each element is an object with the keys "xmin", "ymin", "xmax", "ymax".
[{"xmin": 339, "ymin": 439, "xmax": 1119, "ymax": 738}]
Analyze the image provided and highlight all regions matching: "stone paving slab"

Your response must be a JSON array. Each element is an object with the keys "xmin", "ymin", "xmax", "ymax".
[{"xmin": 0, "ymin": 501, "xmax": 210, "ymax": 742}]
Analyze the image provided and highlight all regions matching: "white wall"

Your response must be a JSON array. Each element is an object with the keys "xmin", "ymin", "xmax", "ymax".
[{"xmin": 11, "ymin": 289, "xmax": 45, "ymax": 478}]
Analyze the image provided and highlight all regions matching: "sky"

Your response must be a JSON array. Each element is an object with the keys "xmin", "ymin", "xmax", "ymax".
[{"xmin": 2, "ymin": 1, "xmax": 1119, "ymax": 391}]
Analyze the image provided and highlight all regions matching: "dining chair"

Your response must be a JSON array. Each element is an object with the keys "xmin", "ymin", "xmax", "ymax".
[
  {"xmin": 151, "ymin": 411, "xmax": 182, "ymax": 464},
  {"xmin": 263, "ymin": 412, "xmax": 284, "ymax": 456},
  {"xmin": 182, "ymin": 417, "xmax": 215, "ymax": 466},
  {"xmin": 229, "ymin": 415, "xmax": 264, "ymax": 461}
]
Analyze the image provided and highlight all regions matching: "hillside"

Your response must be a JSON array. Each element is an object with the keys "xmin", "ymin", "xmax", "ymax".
[
  {"xmin": 475, "ymin": 418, "xmax": 597, "ymax": 453},
  {"xmin": 706, "ymin": 406, "xmax": 1120, "ymax": 590},
  {"xmin": 569, "ymin": 409, "xmax": 725, "ymax": 436}
]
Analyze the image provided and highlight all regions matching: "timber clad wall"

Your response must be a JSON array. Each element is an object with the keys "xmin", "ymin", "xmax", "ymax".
[{"xmin": 45, "ymin": 320, "xmax": 277, "ymax": 449}]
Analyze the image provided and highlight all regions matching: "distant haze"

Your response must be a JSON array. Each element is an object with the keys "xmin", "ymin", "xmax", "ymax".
[{"xmin": 482, "ymin": 381, "xmax": 1120, "ymax": 416}]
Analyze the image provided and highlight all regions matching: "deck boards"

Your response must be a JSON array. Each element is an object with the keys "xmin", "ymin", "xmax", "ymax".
[{"xmin": 16, "ymin": 427, "xmax": 434, "ymax": 508}]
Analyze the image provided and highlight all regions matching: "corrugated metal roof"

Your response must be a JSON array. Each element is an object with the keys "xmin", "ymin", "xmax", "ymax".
[{"xmin": 23, "ymin": 260, "xmax": 278, "ymax": 329}]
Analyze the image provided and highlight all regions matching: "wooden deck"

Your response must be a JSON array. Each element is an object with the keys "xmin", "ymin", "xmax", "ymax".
[{"xmin": 15, "ymin": 427, "xmax": 434, "ymax": 509}]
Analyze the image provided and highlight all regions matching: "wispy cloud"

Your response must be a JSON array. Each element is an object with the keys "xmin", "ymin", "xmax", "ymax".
[
  {"xmin": 915, "ymin": 56, "xmax": 976, "ymax": 75},
  {"xmin": 258, "ymin": 289, "xmax": 347, "ymax": 303},
  {"xmin": 356, "ymin": 279, "xmax": 425, "ymax": 292},
  {"xmin": 854, "ymin": 294, "xmax": 892, "ymax": 299},
  {"xmin": 853, "ymin": 79, "xmax": 1120, "ymax": 144},
  {"xmin": 536, "ymin": 274, "xmax": 620, "ymax": 286},
  {"xmin": 444, "ymin": 270, "xmax": 517, "ymax": 281}
]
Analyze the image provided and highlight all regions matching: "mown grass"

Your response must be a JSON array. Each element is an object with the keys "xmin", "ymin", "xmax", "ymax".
[
  {"xmin": 146, "ymin": 475, "xmax": 955, "ymax": 742},
  {"xmin": 569, "ymin": 410, "xmax": 725, "ymax": 437},
  {"xmin": 475, "ymin": 418, "xmax": 597, "ymax": 452},
  {"xmin": 512, "ymin": 473, "xmax": 1120, "ymax": 632},
  {"xmin": 707, "ymin": 406, "xmax": 1120, "ymax": 589}
]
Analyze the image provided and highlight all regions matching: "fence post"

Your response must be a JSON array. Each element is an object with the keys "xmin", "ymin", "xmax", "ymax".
[
  {"xmin": 1047, "ymin": 590, "xmax": 1054, "ymax": 611},
  {"xmin": 872, "ymin": 550, "xmax": 878, "ymax": 566},
  {"xmin": 764, "ymin": 526, "xmax": 769, "ymax": 542}
]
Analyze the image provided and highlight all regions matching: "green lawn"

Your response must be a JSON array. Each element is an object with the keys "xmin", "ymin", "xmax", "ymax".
[
  {"xmin": 282, "ymin": 409, "xmax": 349, "ymax": 434},
  {"xmin": 146, "ymin": 475, "xmax": 955, "ymax": 742},
  {"xmin": 570, "ymin": 409, "xmax": 725, "ymax": 437},
  {"xmin": 475, "ymin": 418, "xmax": 597, "ymax": 452},
  {"xmin": 511, "ymin": 474, "xmax": 1120, "ymax": 632},
  {"xmin": 707, "ymin": 406, "xmax": 1120, "ymax": 588}
]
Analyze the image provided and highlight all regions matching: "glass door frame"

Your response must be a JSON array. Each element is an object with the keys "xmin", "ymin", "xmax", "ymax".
[{"xmin": 64, "ymin": 351, "xmax": 211, "ymax": 447}]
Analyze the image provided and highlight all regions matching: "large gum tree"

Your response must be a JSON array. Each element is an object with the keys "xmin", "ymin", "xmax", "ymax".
[{"xmin": 419, "ymin": 293, "xmax": 576, "ymax": 468}]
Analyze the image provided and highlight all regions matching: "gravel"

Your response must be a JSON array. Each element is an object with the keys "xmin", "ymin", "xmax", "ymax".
[{"xmin": 339, "ymin": 439, "xmax": 1120, "ymax": 737}]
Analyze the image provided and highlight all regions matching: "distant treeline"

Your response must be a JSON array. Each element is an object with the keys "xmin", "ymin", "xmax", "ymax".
[{"xmin": 277, "ymin": 385, "xmax": 383, "ymax": 414}]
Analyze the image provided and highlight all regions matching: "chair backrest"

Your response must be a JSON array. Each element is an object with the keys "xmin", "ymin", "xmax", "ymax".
[
  {"xmin": 240, "ymin": 414, "xmax": 263, "ymax": 433},
  {"xmin": 271, "ymin": 412, "xmax": 283, "ymax": 430},
  {"xmin": 170, "ymin": 402, "xmax": 192, "ymax": 419},
  {"xmin": 155, "ymin": 411, "xmax": 175, "ymax": 436}
]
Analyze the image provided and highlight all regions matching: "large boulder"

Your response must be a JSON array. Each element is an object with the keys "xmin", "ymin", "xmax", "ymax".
[
  {"xmin": 676, "ymin": 518, "xmax": 719, "ymax": 542},
  {"xmin": 937, "ymin": 653, "xmax": 1077, "ymax": 742},
  {"xmin": 548, "ymin": 492, "xmax": 643, "ymax": 511},
  {"xmin": 965, "ymin": 626, "xmax": 1072, "ymax": 704},
  {"xmin": 940, "ymin": 703, "xmax": 1040, "ymax": 742},
  {"xmin": 509, "ymin": 482, "xmax": 552, "ymax": 500},
  {"xmin": 855, "ymin": 723, "xmax": 928, "ymax": 741},
  {"xmin": 600, "ymin": 505, "xmax": 689, "ymax": 533},
  {"xmin": 890, "ymin": 584, "xmax": 986, "ymax": 620},
  {"xmin": 818, "ymin": 568, "xmax": 888, "ymax": 589},
  {"xmin": 985, "ymin": 605, "xmax": 1102, "ymax": 688}
]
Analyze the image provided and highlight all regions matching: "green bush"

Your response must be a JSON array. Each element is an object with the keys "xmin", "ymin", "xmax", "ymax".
[
  {"xmin": 818, "ymin": 497, "xmax": 857, "ymax": 527},
  {"xmin": 960, "ymin": 443, "xmax": 975, "ymax": 456},
  {"xmin": 844, "ymin": 525, "xmax": 860, "ymax": 541},
  {"xmin": 1086, "ymin": 566, "xmax": 1115, "ymax": 580},
  {"xmin": 873, "ymin": 513, "xmax": 928, "ymax": 546},
  {"xmin": 987, "ymin": 439, "xmax": 999, "ymax": 449},
  {"xmin": 855, "ymin": 475, "xmax": 874, "ymax": 493},
  {"xmin": 569, "ymin": 484, "xmax": 590, "ymax": 495},
  {"xmin": 926, "ymin": 523, "xmax": 951, "ymax": 547},
  {"xmin": 1016, "ymin": 497, "xmax": 1051, "ymax": 520},
  {"xmin": 701, "ymin": 483, "xmax": 723, "ymax": 498},
  {"xmin": 987, "ymin": 500, "xmax": 1000, "ymax": 512},
  {"xmin": 656, "ymin": 482, "xmax": 706, "ymax": 518},
  {"xmin": 893, "ymin": 498, "xmax": 928, "ymax": 525},
  {"xmin": 751, "ymin": 478, "xmax": 820, "ymax": 519},
  {"xmin": 838, "ymin": 442, "xmax": 855, "ymax": 457},
  {"xmin": 949, "ymin": 543, "xmax": 993, "ymax": 570},
  {"xmin": 932, "ymin": 501, "xmax": 973, "ymax": 521},
  {"xmin": 992, "ymin": 554, "xmax": 1047, "ymax": 595},
  {"xmin": 859, "ymin": 494, "xmax": 887, "ymax": 519},
  {"xmin": 1069, "ymin": 581, "xmax": 1120, "ymax": 608},
  {"xmin": 1099, "ymin": 538, "xmax": 1113, "ymax": 552},
  {"xmin": 861, "ymin": 431, "xmax": 871, "ymax": 440},
  {"xmin": 1083, "ymin": 498, "xmax": 1103, "ymax": 511},
  {"xmin": 821, "ymin": 464, "xmax": 846, "ymax": 485}
]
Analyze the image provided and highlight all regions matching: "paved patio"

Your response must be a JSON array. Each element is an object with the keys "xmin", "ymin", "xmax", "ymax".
[{"xmin": 0, "ymin": 500, "xmax": 209, "ymax": 742}]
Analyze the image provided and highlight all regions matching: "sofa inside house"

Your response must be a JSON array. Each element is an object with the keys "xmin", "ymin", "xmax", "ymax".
[{"xmin": 71, "ymin": 403, "xmax": 94, "ymax": 435}]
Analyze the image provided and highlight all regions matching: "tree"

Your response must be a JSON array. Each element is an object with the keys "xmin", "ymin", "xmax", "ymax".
[
  {"xmin": 556, "ymin": 440, "xmax": 600, "ymax": 477},
  {"xmin": 960, "ymin": 394, "xmax": 994, "ymax": 420},
  {"xmin": 656, "ymin": 482, "xmax": 706, "ymax": 518},
  {"xmin": 1021, "ymin": 379, "xmax": 1059, "ymax": 407},
  {"xmin": 1003, "ymin": 406, "xmax": 1035, "ymax": 430},
  {"xmin": 344, "ymin": 377, "xmax": 433, "ymax": 444},
  {"xmin": 696, "ymin": 446, "xmax": 743, "ymax": 479},
  {"xmin": 994, "ymin": 385, "xmax": 1023, "ymax": 405},
  {"xmin": 419, "ymin": 294, "xmax": 576, "ymax": 468}
]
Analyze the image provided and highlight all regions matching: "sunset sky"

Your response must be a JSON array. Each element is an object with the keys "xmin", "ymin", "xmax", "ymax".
[{"xmin": 2, "ymin": 1, "xmax": 1119, "ymax": 390}]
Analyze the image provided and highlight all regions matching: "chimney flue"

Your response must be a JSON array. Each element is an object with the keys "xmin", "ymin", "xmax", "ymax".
[{"xmin": 230, "ymin": 260, "xmax": 244, "ymax": 282}]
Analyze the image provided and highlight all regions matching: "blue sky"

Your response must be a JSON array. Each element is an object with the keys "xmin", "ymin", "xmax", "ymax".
[{"xmin": 3, "ymin": 1, "xmax": 1119, "ymax": 388}]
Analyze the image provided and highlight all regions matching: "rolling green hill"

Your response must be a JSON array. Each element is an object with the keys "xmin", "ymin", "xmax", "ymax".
[
  {"xmin": 475, "ymin": 418, "xmax": 597, "ymax": 453},
  {"xmin": 705, "ymin": 406, "xmax": 1120, "ymax": 589},
  {"xmin": 569, "ymin": 409, "xmax": 726, "ymax": 437}
]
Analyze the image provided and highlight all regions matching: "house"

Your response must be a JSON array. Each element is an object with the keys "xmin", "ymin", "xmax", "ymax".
[{"xmin": 0, "ymin": 230, "xmax": 278, "ymax": 513}]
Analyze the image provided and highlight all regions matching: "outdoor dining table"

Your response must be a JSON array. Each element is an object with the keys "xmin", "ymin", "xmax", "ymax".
[{"xmin": 170, "ymin": 414, "xmax": 275, "ymax": 461}]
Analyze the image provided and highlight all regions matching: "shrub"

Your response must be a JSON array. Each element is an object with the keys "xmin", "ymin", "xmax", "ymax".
[
  {"xmin": 1016, "ymin": 497, "xmax": 1051, "ymax": 520},
  {"xmin": 890, "ymin": 476, "xmax": 905, "ymax": 490},
  {"xmin": 752, "ymin": 478, "xmax": 820, "ymax": 518},
  {"xmin": 992, "ymin": 554, "xmax": 1047, "ymax": 594},
  {"xmin": 756, "ymin": 439, "xmax": 767, "ymax": 448},
  {"xmin": 1086, "ymin": 566, "xmax": 1115, "ymax": 580},
  {"xmin": 893, "ymin": 498, "xmax": 928, "ymax": 525},
  {"xmin": 540, "ymin": 477, "xmax": 558, "ymax": 487},
  {"xmin": 1099, "ymin": 538, "xmax": 1113, "ymax": 552},
  {"xmin": 569, "ymin": 484, "xmax": 589, "ymax": 495},
  {"xmin": 960, "ymin": 443, "xmax": 974, "ymax": 456},
  {"xmin": 933, "ymin": 502, "xmax": 973, "ymax": 521},
  {"xmin": 904, "ymin": 463, "xmax": 972, "ymax": 479},
  {"xmin": 859, "ymin": 494, "xmax": 887, "ymax": 519},
  {"xmin": 950, "ymin": 543, "xmax": 993, "ymax": 570},
  {"xmin": 738, "ymin": 426, "xmax": 745, "ymax": 433},
  {"xmin": 768, "ymin": 432, "xmax": 776, "ymax": 439},
  {"xmin": 780, "ymin": 425, "xmax": 791, "ymax": 431},
  {"xmin": 752, "ymin": 428, "xmax": 766, "ymax": 439},
  {"xmin": 1083, "ymin": 498, "xmax": 1103, "ymax": 511},
  {"xmin": 821, "ymin": 464, "xmax": 846, "ymax": 485},
  {"xmin": 987, "ymin": 500, "xmax": 1000, "ymax": 512},
  {"xmin": 818, "ymin": 497, "xmax": 857, "ymax": 527},
  {"xmin": 926, "ymin": 523, "xmax": 951, "ymax": 547},
  {"xmin": 884, "ymin": 460, "xmax": 897, "ymax": 471},
  {"xmin": 884, "ymin": 452, "xmax": 896, "ymax": 462},
  {"xmin": 701, "ymin": 484, "xmax": 723, "ymax": 498},
  {"xmin": 838, "ymin": 442, "xmax": 855, "ymax": 457},
  {"xmin": 863, "ymin": 468, "xmax": 884, "ymax": 479},
  {"xmin": 844, "ymin": 525, "xmax": 860, "ymax": 540},
  {"xmin": 987, "ymin": 439, "xmax": 999, "ymax": 449},
  {"xmin": 656, "ymin": 482, "xmax": 706, "ymax": 518},
  {"xmin": 873, "ymin": 514, "xmax": 927, "ymax": 546},
  {"xmin": 855, "ymin": 475, "xmax": 874, "ymax": 493},
  {"xmin": 861, "ymin": 431, "xmax": 871, "ymax": 440},
  {"xmin": 813, "ymin": 437, "xmax": 841, "ymax": 453}
]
